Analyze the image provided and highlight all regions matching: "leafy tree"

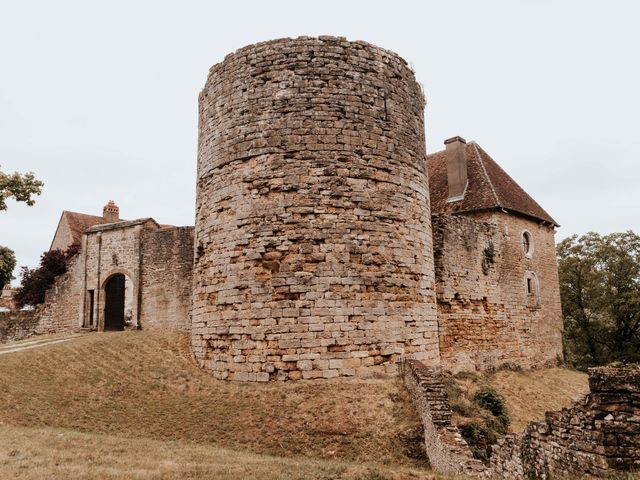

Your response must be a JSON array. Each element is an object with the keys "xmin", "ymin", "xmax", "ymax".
[
  {"xmin": 14, "ymin": 244, "xmax": 79, "ymax": 308},
  {"xmin": 558, "ymin": 231, "xmax": 640, "ymax": 369},
  {"xmin": 0, "ymin": 246, "xmax": 16, "ymax": 289},
  {"xmin": 0, "ymin": 166, "xmax": 44, "ymax": 211}
]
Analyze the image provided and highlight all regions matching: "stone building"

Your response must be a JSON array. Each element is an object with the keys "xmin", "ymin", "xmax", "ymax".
[
  {"xmin": 10, "ymin": 36, "xmax": 563, "ymax": 381},
  {"xmin": 427, "ymin": 137, "xmax": 562, "ymax": 372},
  {"xmin": 32, "ymin": 201, "xmax": 194, "ymax": 334},
  {"xmin": 191, "ymin": 37, "xmax": 563, "ymax": 381}
]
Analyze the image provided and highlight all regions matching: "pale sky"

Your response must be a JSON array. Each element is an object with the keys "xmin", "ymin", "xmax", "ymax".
[{"xmin": 1, "ymin": 1, "xmax": 639, "ymax": 283}]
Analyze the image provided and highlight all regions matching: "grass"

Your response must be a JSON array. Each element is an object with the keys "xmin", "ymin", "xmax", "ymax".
[
  {"xmin": 0, "ymin": 424, "xmax": 452, "ymax": 480},
  {"xmin": 449, "ymin": 367, "xmax": 589, "ymax": 433},
  {"xmin": 0, "ymin": 330, "xmax": 424, "ymax": 468}
]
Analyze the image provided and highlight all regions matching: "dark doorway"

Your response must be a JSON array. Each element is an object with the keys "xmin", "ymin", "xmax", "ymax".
[
  {"xmin": 104, "ymin": 274, "xmax": 126, "ymax": 331},
  {"xmin": 87, "ymin": 290, "xmax": 95, "ymax": 327}
]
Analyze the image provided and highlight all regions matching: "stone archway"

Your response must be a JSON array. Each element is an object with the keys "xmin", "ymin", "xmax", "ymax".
[{"xmin": 104, "ymin": 274, "xmax": 126, "ymax": 330}]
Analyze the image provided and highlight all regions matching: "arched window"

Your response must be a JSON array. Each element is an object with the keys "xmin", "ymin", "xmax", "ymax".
[
  {"xmin": 524, "ymin": 271, "xmax": 541, "ymax": 308},
  {"xmin": 522, "ymin": 231, "xmax": 533, "ymax": 258}
]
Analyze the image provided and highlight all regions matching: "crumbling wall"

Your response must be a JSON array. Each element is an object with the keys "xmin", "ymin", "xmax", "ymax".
[
  {"xmin": 401, "ymin": 360, "xmax": 640, "ymax": 479},
  {"xmin": 399, "ymin": 359, "xmax": 485, "ymax": 476},
  {"xmin": 432, "ymin": 213, "xmax": 563, "ymax": 372},
  {"xmin": 0, "ymin": 311, "xmax": 39, "ymax": 343},
  {"xmin": 35, "ymin": 253, "xmax": 83, "ymax": 334},
  {"xmin": 487, "ymin": 367, "xmax": 640, "ymax": 479},
  {"xmin": 193, "ymin": 36, "xmax": 439, "ymax": 381},
  {"xmin": 140, "ymin": 226, "xmax": 194, "ymax": 330}
]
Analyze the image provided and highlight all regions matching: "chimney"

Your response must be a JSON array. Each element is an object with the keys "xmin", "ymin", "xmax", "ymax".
[
  {"xmin": 103, "ymin": 200, "xmax": 120, "ymax": 223},
  {"xmin": 444, "ymin": 136, "xmax": 468, "ymax": 201}
]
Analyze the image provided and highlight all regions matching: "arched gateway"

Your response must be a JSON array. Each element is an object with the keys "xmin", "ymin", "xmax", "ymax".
[{"xmin": 104, "ymin": 274, "xmax": 126, "ymax": 331}]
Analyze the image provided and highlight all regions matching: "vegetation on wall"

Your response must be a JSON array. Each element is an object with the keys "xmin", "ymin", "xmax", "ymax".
[
  {"xmin": 445, "ymin": 376, "xmax": 510, "ymax": 463},
  {"xmin": 558, "ymin": 231, "xmax": 640, "ymax": 370},
  {"xmin": 0, "ymin": 246, "xmax": 16, "ymax": 289},
  {"xmin": 14, "ymin": 244, "xmax": 79, "ymax": 308}
]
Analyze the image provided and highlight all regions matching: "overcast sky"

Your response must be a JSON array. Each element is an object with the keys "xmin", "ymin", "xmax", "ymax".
[{"xmin": 1, "ymin": 1, "xmax": 639, "ymax": 283}]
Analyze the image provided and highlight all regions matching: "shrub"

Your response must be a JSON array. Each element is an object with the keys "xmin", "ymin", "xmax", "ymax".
[
  {"xmin": 14, "ymin": 244, "xmax": 79, "ymax": 308},
  {"xmin": 473, "ymin": 386, "xmax": 509, "ymax": 432},
  {"xmin": 459, "ymin": 422, "xmax": 497, "ymax": 463}
]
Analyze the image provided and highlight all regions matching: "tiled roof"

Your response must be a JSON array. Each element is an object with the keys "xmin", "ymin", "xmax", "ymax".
[
  {"xmin": 64, "ymin": 211, "xmax": 109, "ymax": 245},
  {"xmin": 426, "ymin": 142, "xmax": 558, "ymax": 226}
]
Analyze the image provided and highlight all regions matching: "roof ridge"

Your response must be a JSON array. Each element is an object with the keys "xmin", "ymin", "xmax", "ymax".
[{"xmin": 471, "ymin": 142, "xmax": 501, "ymax": 207}]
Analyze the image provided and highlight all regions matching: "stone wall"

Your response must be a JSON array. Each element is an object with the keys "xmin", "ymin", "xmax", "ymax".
[
  {"xmin": 432, "ymin": 212, "xmax": 563, "ymax": 372},
  {"xmin": 0, "ymin": 311, "xmax": 39, "ymax": 343},
  {"xmin": 35, "ymin": 253, "xmax": 83, "ymax": 334},
  {"xmin": 401, "ymin": 360, "xmax": 640, "ymax": 479},
  {"xmin": 487, "ymin": 367, "xmax": 640, "ymax": 478},
  {"xmin": 193, "ymin": 36, "xmax": 439, "ymax": 381},
  {"xmin": 399, "ymin": 359, "xmax": 485, "ymax": 476},
  {"xmin": 140, "ymin": 226, "xmax": 194, "ymax": 330}
]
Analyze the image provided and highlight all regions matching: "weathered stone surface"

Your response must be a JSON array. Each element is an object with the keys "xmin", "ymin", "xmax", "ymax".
[
  {"xmin": 0, "ymin": 311, "xmax": 39, "ymax": 343},
  {"xmin": 432, "ymin": 213, "xmax": 563, "ymax": 372},
  {"xmin": 401, "ymin": 361, "xmax": 640, "ymax": 479},
  {"xmin": 193, "ymin": 36, "xmax": 440, "ymax": 381}
]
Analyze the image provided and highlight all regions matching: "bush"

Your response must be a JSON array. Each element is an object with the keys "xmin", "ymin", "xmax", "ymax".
[
  {"xmin": 473, "ymin": 386, "xmax": 509, "ymax": 432},
  {"xmin": 14, "ymin": 244, "xmax": 79, "ymax": 308},
  {"xmin": 459, "ymin": 422, "xmax": 497, "ymax": 463}
]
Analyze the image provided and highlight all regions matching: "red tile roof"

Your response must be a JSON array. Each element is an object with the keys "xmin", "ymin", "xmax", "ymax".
[
  {"xmin": 426, "ymin": 142, "xmax": 558, "ymax": 226},
  {"xmin": 63, "ymin": 211, "xmax": 109, "ymax": 245}
]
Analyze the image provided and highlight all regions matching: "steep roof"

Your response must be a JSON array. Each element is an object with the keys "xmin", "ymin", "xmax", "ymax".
[
  {"xmin": 49, "ymin": 211, "xmax": 108, "ymax": 250},
  {"xmin": 426, "ymin": 141, "xmax": 558, "ymax": 226}
]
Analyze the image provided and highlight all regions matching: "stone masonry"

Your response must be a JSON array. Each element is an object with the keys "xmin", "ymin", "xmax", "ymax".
[
  {"xmin": 433, "ymin": 213, "xmax": 563, "ymax": 372},
  {"xmin": 193, "ymin": 36, "xmax": 440, "ymax": 381},
  {"xmin": 400, "ymin": 360, "xmax": 640, "ymax": 479}
]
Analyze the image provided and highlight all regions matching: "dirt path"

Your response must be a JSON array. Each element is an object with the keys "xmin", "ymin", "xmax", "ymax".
[{"xmin": 0, "ymin": 334, "xmax": 82, "ymax": 356}]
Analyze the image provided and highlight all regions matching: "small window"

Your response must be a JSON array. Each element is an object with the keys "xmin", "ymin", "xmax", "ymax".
[
  {"xmin": 524, "ymin": 271, "xmax": 541, "ymax": 308},
  {"xmin": 522, "ymin": 231, "xmax": 533, "ymax": 257}
]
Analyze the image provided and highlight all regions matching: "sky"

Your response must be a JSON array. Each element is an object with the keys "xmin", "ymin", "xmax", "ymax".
[{"xmin": 1, "ymin": 1, "xmax": 639, "ymax": 283}]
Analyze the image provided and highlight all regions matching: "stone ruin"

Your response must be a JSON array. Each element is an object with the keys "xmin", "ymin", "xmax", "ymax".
[{"xmin": 400, "ymin": 360, "xmax": 640, "ymax": 479}]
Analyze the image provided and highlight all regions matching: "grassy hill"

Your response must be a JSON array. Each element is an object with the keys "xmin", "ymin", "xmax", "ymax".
[
  {"xmin": 0, "ymin": 330, "xmax": 435, "ymax": 479},
  {"xmin": 0, "ymin": 330, "xmax": 592, "ymax": 479}
]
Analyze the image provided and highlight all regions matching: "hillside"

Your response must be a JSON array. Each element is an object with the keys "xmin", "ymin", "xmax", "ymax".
[
  {"xmin": 0, "ymin": 330, "xmax": 594, "ymax": 479},
  {"xmin": 0, "ymin": 330, "xmax": 429, "ymax": 475}
]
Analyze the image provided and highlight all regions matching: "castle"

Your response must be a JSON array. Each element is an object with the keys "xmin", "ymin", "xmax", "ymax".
[{"xmin": 15, "ymin": 37, "xmax": 563, "ymax": 380}]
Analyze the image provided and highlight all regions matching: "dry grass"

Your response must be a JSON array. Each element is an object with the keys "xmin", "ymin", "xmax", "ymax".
[
  {"xmin": 0, "ymin": 330, "xmax": 423, "ymax": 468},
  {"xmin": 451, "ymin": 367, "xmax": 589, "ymax": 433},
  {"xmin": 0, "ymin": 424, "xmax": 454, "ymax": 480}
]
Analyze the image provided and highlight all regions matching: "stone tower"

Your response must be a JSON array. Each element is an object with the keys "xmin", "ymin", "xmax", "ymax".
[{"xmin": 193, "ymin": 36, "xmax": 439, "ymax": 381}]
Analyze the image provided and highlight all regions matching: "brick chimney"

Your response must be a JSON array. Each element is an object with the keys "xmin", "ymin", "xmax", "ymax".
[
  {"xmin": 444, "ymin": 136, "xmax": 468, "ymax": 201},
  {"xmin": 103, "ymin": 200, "xmax": 120, "ymax": 223}
]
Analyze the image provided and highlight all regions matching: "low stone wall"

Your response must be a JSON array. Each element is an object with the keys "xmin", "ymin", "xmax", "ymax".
[
  {"xmin": 398, "ymin": 359, "xmax": 484, "ymax": 475},
  {"xmin": 400, "ymin": 360, "xmax": 640, "ymax": 479},
  {"xmin": 0, "ymin": 311, "xmax": 39, "ymax": 343},
  {"xmin": 487, "ymin": 366, "xmax": 640, "ymax": 479}
]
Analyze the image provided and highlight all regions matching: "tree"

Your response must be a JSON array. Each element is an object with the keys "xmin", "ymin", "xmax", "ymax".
[
  {"xmin": 0, "ymin": 246, "xmax": 16, "ymax": 289},
  {"xmin": 14, "ymin": 244, "xmax": 79, "ymax": 308},
  {"xmin": 0, "ymin": 166, "xmax": 44, "ymax": 211},
  {"xmin": 558, "ymin": 231, "xmax": 640, "ymax": 369}
]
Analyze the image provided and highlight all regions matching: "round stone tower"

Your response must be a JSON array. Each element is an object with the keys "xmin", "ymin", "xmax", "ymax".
[{"xmin": 193, "ymin": 36, "xmax": 439, "ymax": 381}]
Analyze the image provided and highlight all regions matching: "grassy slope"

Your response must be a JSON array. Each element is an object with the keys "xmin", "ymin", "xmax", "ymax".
[
  {"xmin": 0, "ymin": 330, "xmax": 423, "ymax": 469},
  {"xmin": 453, "ymin": 367, "xmax": 589, "ymax": 432},
  {"xmin": 0, "ymin": 425, "xmax": 451, "ymax": 480}
]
